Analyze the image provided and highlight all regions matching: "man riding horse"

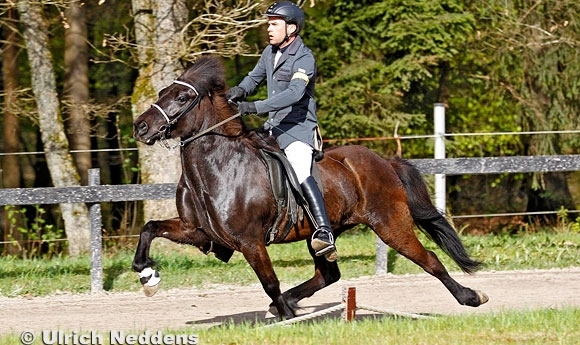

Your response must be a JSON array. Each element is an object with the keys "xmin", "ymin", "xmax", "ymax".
[
  {"xmin": 131, "ymin": 2, "xmax": 488, "ymax": 320},
  {"xmin": 227, "ymin": 1, "xmax": 337, "ymax": 261}
]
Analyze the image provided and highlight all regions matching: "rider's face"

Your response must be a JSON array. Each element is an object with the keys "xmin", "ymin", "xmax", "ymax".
[{"xmin": 267, "ymin": 17, "xmax": 296, "ymax": 47}]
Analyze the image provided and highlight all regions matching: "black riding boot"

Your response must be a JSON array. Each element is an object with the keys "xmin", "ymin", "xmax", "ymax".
[{"xmin": 301, "ymin": 176, "xmax": 338, "ymax": 262}]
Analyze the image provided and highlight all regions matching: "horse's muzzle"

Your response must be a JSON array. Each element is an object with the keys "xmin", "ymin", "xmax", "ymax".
[
  {"xmin": 134, "ymin": 121, "xmax": 157, "ymax": 145},
  {"xmin": 135, "ymin": 120, "xmax": 148, "ymax": 137}
]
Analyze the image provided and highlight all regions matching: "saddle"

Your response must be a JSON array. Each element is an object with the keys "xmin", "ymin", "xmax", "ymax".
[{"xmin": 260, "ymin": 148, "xmax": 323, "ymax": 245}]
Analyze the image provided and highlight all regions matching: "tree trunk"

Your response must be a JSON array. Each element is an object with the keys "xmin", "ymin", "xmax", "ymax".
[
  {"xmin": 2, "ymin": 6, "xmax": 25, "ymax": 256},
  {"xmin": 17, "ymin": 0, "xmax": 90, "ymax": 257},
  {"xmin": 131, "ymin": 0, "xmax": 188, "ymax": 222},
  {"xmin": 64, "ymin": 0, "xmax": 91, "ymax": 185},
  {"xmin": 525, "ymin": 172, "xmax": 576, "ymax": 225}
]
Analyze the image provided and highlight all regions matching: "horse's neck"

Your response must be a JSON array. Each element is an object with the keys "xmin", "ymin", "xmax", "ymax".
[
  {"xmin": 178, "ymin": 134, "xmax": 268, "ymax": 250},
  {"xmin": 181, "ymin": 136, "xmax": 255, "ymax": 173}
]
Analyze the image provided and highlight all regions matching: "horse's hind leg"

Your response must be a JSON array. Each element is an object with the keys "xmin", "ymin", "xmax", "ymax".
[
  {"xmin": 281, "ymin": 243, "xmax": 341, "ymax": 307},
  {"xmin": 374, "ymin": 205, "xmax": 487, "ymax": 307},
  {"xmin": 241, "ymin": 244, "xmax": 295, "ymax": 320}
]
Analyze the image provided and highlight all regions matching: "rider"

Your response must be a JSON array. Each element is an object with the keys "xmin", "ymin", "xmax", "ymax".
[{"xmin": 227, "ymin": 1, "xmax": 337, "ymax": 261}]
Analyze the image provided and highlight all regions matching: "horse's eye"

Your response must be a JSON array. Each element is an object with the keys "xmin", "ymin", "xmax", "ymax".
[{"xmin": 177, "ymin": 95, "xmax": 187, "ymax": 103}]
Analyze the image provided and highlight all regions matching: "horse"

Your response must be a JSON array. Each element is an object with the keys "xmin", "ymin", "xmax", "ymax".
[{"xmin": 132, "ymin": 55, "xmax": 488, "ymax": 320}]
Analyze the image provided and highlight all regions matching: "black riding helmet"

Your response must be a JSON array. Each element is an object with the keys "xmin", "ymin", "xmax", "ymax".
[{"xmin": 265, "ymin": 1, "xmax": 305, "ymax": 36}]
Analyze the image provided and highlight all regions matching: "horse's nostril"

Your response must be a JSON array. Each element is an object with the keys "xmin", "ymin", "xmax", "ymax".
[{"xmin": 135, "ymin": 121, "xmax": 148, "ymax": 137}]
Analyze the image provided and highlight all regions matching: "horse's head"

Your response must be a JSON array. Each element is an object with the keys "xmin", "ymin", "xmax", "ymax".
[{"xmin": 134, "ymin": 56, "xmax": 231, "ymax": 145}]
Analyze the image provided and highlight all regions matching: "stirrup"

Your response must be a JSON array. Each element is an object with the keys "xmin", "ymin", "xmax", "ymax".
[
  {"xmin": 311, "ymin": 228, "xmax": 337, "ymax": 261},
  {"xmin": 313, "ymin": 241, "xmax": 338, "ymax": 262}
]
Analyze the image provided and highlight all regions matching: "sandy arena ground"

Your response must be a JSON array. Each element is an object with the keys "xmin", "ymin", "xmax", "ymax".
[{"xmin": 1, "ymin": 267, "xmax": 579, "ymax": 334}]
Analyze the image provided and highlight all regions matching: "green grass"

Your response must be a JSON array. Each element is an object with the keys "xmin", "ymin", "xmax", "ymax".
[
  {"xmin": 190, "ymin": 307, "xmax": 580, "ymax": 345},
  {"xmin": 1, "ymin": 229, "xmax": 579, "ymax": 344},
  {"xmin": 0, "ymin": 229, "xmax": 579, "ymax": 297},
  {"xmin": 0, "ymin": 308, "xmax": 578, "ymax": 345}
]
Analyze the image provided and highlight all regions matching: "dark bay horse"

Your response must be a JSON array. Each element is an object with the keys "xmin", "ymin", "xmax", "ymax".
[{"xmin": 132, "ymin": 56, "xmax": 488, "ymax": 319}]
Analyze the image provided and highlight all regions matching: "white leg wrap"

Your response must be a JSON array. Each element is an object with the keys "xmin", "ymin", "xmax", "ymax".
[{"xmin": 138, "ymin": 267, "xmax": 161, "ymax": 287}]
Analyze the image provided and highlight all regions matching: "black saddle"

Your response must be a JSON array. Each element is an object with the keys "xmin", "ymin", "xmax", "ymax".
[
  {"xmin": 259, "ymin": 148, "xmax": 324, "ymax": 245},
  {"xmin": 260, "ymin": 149, "xmax": 305, "ymax": 245}
]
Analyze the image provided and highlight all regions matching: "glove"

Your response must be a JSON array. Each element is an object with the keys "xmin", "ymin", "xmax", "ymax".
[
  {"xmin": 238, "ymin": 101, "xmax": 257, "ymax": 116},
  {"xmin": 226, "ymin": 86, "xmax": 246, "ymax": 102}
]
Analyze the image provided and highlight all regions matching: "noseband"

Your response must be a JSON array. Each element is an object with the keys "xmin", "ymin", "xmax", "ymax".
[{"xmin": 151, "ymin": 80, "xmax": 203, "ymax": 146}]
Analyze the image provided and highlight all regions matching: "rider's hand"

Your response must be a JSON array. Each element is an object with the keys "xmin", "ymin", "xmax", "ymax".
[
  {"xmin": 238, "ymin": 102, "xmax": 257, "ymax": 116},
  {"xmin": 226, "ymin": 86, "xmax": 246, "ymax": 102}
]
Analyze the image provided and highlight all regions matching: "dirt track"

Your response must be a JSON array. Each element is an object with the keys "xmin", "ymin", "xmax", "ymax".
[{"xmin": 1, "ymin": 268, "xmax": 579, "ymax": 334}]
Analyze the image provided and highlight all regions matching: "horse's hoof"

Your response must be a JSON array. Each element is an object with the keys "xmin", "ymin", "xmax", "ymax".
[
  {"xmin": 138, "ymin": 267, "xmax": 161, "ymax": 297},
  {"xmin": 265, "ymin": 305, "xmax": 279, "ymax": 319},
  {"xmin": 143, "ymin": 283, "xmax": 160, "ymax": 297},
  {"xmin": 476, "ymin": 290, "xmax": 489, "ymax": 305}
]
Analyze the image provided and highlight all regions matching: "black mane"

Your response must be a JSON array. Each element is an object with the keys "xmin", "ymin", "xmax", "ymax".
[
  {"xmin": 181, "ymin": 56, "xmax": 280, "ymax": 151},
  {"xmin": 181, "ymin": 56, "xmax": 227, "ymax": 97}
]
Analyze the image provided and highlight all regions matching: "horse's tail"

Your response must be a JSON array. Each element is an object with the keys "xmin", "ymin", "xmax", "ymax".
[{"xmin": 390, "ymin": 157, "xmax": 482, "ymax": 274}]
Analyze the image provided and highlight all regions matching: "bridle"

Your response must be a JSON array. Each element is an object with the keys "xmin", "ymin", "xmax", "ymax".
[
  {"xmin": 151, "ymin": 80, "xmax": 200, "ymax": 125},
  {"xmin": 151, "ymin": 80, "xmax": 202, "ymax": 147},
  {"xmin": 150, "ymin": 79, "xmax": 241, "ymax": 150}
]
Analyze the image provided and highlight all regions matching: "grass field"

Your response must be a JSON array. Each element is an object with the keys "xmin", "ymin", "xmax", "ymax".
[
  {"xmin": 0, "ymin": 308, "xmax": 578, "ymax": 345},
  {"xmin": 1, "ymin": 228, "xmax": 579, "ymax": 344},
  {"xmin": 1, "ymin": 228, "xmax": 579, "ymax": 297},
  {"xmin": 191, "ymin": 307, "xmax": 580, "ymax": 345}
]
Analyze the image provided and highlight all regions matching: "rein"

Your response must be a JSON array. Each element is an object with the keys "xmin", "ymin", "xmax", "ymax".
[
  {"xmin": 151, "ymin": 79, "xmax": 242, "ymax": 151},
  {"xmin": 179, "ymin": 111, "xmax": 242, "ymax": 147}
]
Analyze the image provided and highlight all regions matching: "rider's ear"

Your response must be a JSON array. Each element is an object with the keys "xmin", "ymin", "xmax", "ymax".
[{"xmin": 288, "ymin": 23, "xmax": 298, "ymax": 36}]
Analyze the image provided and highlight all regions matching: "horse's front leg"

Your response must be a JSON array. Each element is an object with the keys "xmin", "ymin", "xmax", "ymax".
[
  {"xmin": 241, "ymin": 244, "xmax": 295, "ymax": 320},
  {"xmin": 132, "ymin": 217, "xmax": 195, "ymax": 297}
]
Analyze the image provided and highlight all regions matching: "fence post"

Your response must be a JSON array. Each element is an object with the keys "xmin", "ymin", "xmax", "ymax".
[
  {"xmin": 434, "ymin": 103, "xmax": 446, "ymax": 214},
  {"xmin": 88, "ymin": 168, "xmax": 103, "ymax": 293},
  {"xmin": 375, "ymin": 237, "xmax": 388, "ymax": 275}
]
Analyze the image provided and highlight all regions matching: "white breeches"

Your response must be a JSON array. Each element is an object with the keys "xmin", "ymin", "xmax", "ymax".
[{"xmin": 283, "ymin": 141, "xmax": 313, "ymax": 184}]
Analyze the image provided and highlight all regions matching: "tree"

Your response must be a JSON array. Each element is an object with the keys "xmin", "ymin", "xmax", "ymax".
[
  {"xmin": 128, "ymin": 0, "xmax": 265, "ymax": 222},
  {"xmin": 16, "ymin": 0, "xmax": 90, "ymax": 256},
  {"xmin": 1, "ymin": 5, "xmax": 25, "ymax": 256},
  {"xmin": 304, "ymin": 0, "xmax": 475, "ymax": 155},
  {"xmin": 129, "ymin": 0, "xmax": 188, "ymax": 222},
  {"xmin": 63, "ymin": 0, "xmax": 91, "ymax": 186},
  {"xmin": 460, "ymin": 0, "xmax": 580, "ymax": 221}
]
